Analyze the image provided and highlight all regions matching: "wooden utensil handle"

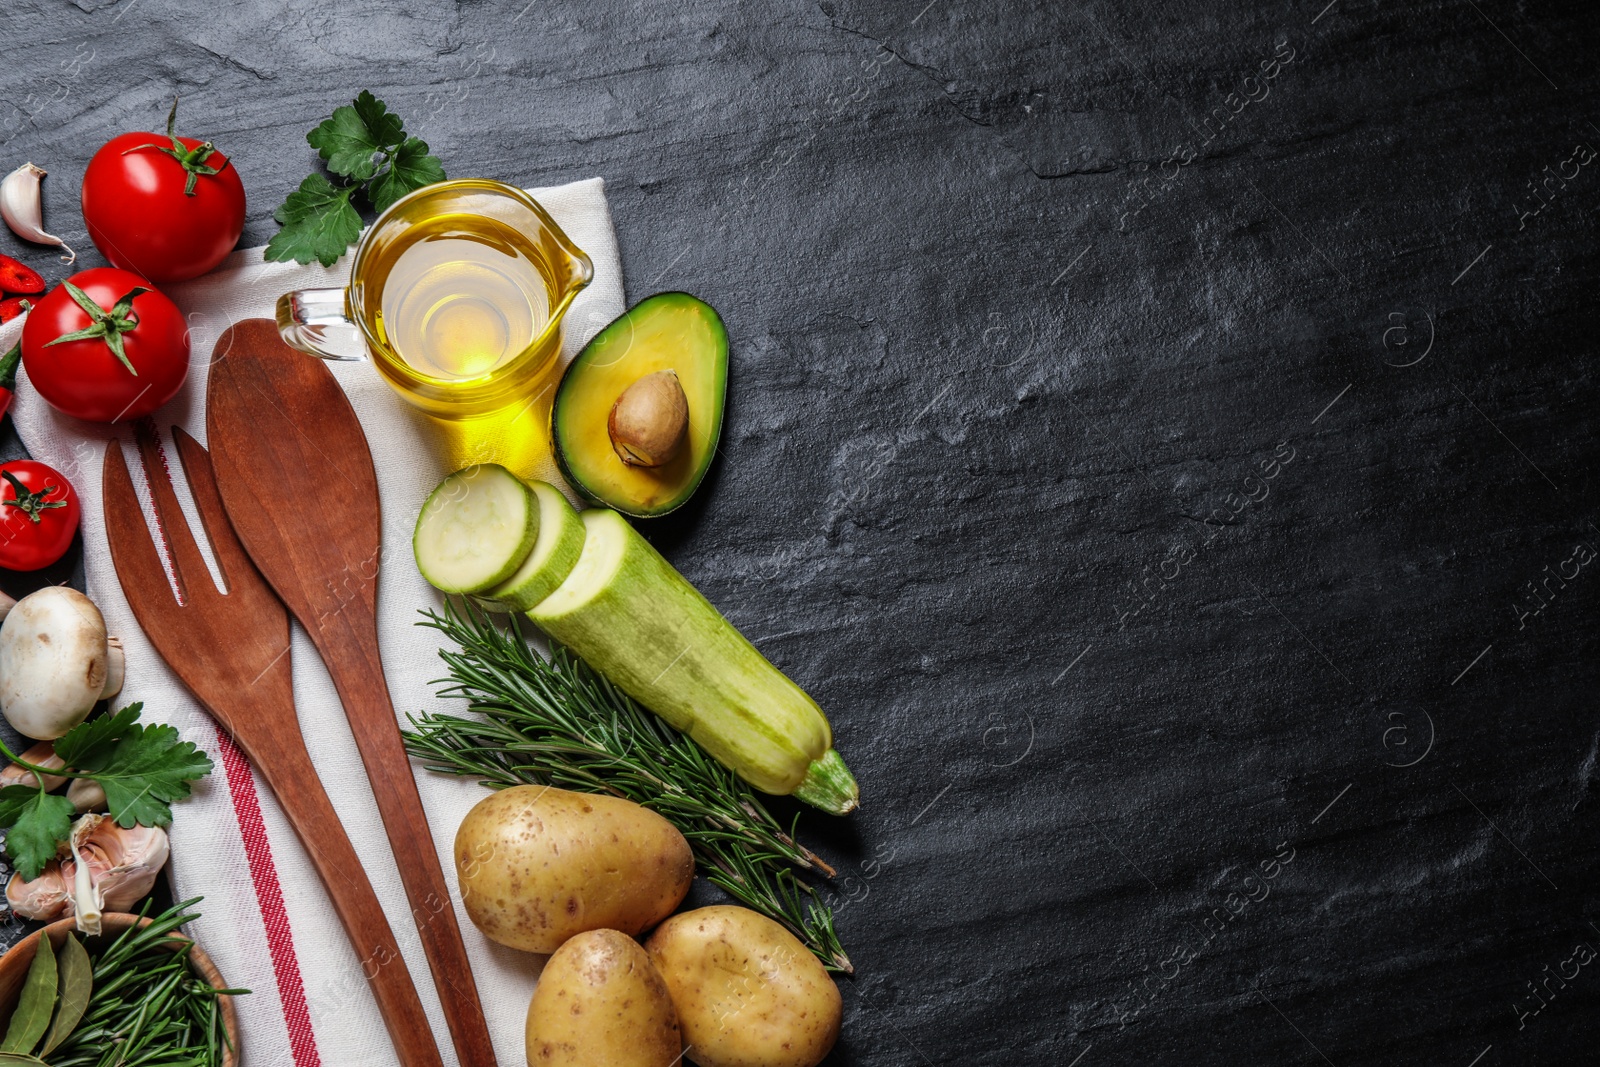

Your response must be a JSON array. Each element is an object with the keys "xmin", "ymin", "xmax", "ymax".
[
  {"xmin": 319, "ymin": 631, "xmax": 498, "ymax": 1067},
  {"xmin": 249, "ymin": 738, "xmax": 445, "ymax": 1067}
]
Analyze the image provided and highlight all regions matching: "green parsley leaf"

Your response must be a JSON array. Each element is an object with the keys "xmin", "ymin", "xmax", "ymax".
[
  {"xmin": 71, "ymin": 722, "xmax": 215, "ymax": 830},
  {"xmin": 270, "ymin": 92, "xmax": 447, "ymax": 266},
  {"xmin": 0, "ymin": 788, "xmax": 74, "ymax": 882},
  {"xmin": 0, "ymin": 786, "xmax": 45, "ymax": 827},
  {"xmin": 354, "ymin": 90, "xmax": 407, "ymax": 150},
  {"xmin": 307, "ymin": 90, "xmax": 406, "ymax": 181},
  {"xmin": 367, "ymin": 136, "xmax": 447, "ymax": 214},
  {"xmin": 54, "ymin": 702, "xmax": 144, "ymax": 769},
  {"xmin": 265, "ymin": 173, "xmax": 363, "ymax": 267}
]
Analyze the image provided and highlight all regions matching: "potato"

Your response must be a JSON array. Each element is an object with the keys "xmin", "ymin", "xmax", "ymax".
[
  {"xmin": 526, "ymin": 929, "xmax": 681, "ymax": 1067},
  {"xmin": 455, "ymin": 785, "xmax": 693, "ymax": 952},
  {"xmin": 645, "ymin": 906, "xmax": 841, "ymax": 1067}
]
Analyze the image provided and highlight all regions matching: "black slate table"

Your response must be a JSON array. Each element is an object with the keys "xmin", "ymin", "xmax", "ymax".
[{"xmin": 3, "ymin": 1, "xmax": 1599, "ymax": 1064}]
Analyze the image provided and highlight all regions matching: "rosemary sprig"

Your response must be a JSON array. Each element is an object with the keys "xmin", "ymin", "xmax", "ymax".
[
  {"xmin": 404, "ymin": 600, "xmax": 852, "ymax": 973},
  {"xmin": 47, "ymin": 897, "xmax": 247, "ymax": 1067}
]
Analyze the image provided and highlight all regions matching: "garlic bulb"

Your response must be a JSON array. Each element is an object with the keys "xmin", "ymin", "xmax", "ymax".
[
  {"xmin": 3, "ymin": 816, "xmax": 170, "ymax": 931},
  {"xmin": 0, "ymin": 163, "xmax": 74, "ymax": 263}
]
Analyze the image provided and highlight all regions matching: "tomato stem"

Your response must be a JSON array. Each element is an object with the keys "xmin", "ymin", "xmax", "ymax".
[
  {"xmin": 1, "ymin": 471, "xmax": 67, "ymax": 524},
  {"xmin": 119, "ymin": 98, "xmax": 228, "ymax": 196},
  {"xmin": 41, "ymin": 282, "xmax": 148, "ymax": 376}
]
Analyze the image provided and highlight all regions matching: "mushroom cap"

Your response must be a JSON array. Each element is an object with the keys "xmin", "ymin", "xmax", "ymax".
[{"xmin": 0, "ymin": 587, "xmax": 110, "ymax": 740}]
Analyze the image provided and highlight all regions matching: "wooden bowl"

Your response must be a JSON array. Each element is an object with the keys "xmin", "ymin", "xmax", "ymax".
[{"xmin": 0, "ymin": 913, "xmax": 240, "ymax": 1066}]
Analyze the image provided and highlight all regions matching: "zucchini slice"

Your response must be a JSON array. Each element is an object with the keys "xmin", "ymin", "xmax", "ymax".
[
  {"xmin": 476, "ymin": 480, "xmax": 587, "ymax": 612},
  {"xmin": 414, "ymin": 464, "xmax": 536, "ymax": 595}
]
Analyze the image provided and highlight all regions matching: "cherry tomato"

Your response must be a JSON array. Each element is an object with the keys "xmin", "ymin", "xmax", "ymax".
[
  {"xmin": 20, "ymin": 268, "xmax": 189, "ymax": 423},
  {"xmin": 81, "ymin": 102, "xmax": 245, "ymax": 283},
  {"xmin": 0, "ymin": 460, "xmax": 80, "ymax": 572}
]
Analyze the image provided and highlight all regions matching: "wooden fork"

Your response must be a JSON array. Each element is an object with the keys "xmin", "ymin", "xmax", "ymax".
[{"xmin": 102, "ymin": 426, "xmax": 444, "ymax": 1067}]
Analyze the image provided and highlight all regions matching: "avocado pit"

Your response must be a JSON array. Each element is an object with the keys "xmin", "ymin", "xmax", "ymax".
[{"xmin": 607, "ymin": 369, "xmax": 689, "ymax": 468}]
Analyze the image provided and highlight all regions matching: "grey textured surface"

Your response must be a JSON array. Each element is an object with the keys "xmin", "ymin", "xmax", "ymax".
[{"xmin": 4, "ymin": 0, "xmax": 1600, "ymax": 1064}]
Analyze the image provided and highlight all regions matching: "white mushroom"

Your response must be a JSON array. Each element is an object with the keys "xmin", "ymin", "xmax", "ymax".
[
  {"xmin": 0, "ymin": 587, "xmax": 125, "ymax": 740},
  {"xmin": 4, "ymin": 815, "xmax": 169, "ymax": 931}
]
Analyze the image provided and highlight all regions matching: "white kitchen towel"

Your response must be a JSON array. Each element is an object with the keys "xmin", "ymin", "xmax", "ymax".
[{"xmin": 0, "ymin": 177, "xmax": 625, "ymax": 1067}]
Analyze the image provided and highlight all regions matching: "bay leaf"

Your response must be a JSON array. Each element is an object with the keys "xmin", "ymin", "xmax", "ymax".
[
  {"xmin": 0, "ymin": 1055, "xmax": 48, "ymax": 1065},
  {"xmin": 39, "ymin": 932, "xmax": 91, "ymax": 1055},
  {"xmin": 0, "ymin": 933, "xmax": 56, "ymax": 1055}
]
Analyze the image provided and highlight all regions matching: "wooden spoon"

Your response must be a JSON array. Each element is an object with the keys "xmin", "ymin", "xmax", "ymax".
[{"xmin": 205, "ymin": 319, "xmax": 496, "ymax": 1067}]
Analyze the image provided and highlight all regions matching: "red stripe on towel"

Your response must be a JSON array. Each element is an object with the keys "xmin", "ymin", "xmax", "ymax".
[
  {"xmin": 215, "ymin": 728, "xmax": 324, "ymax": 1067},
  {"xmin": 140, "ymin": 421, "xmax": 323, "ymax": 1067}
]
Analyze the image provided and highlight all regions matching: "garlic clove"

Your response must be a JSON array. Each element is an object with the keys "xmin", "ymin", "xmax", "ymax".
[
  {"xmin": 0, "ymin": 163, "xmax": 74, "ymax": 264},
  {"xmin": 5, "ymin": 860, "xmax": 70, "ymax": 922},
  {"xmin": 0, "ymin": 740, "xmax": 70, "ymax": 792},
  {"xmin": 67, "ymin": 813, "xmax": 103, "ymax": 935},
  {"xmin": 67, "ymin": 777, "xmax": 106, "ymax": 814}
]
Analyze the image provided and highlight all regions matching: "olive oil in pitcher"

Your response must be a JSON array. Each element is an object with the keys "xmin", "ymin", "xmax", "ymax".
[
  {"xmin": 365, "ymin": 211, "xmax": 554, "ymax": 380},
  {"xmin": 276, "ymin": 178, "xmax": 594, "ymax": 477}
]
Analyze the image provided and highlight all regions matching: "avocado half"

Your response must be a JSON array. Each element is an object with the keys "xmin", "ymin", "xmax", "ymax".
[{"xmin": 553, "ymin": 292, "xmax": 728, "ymax": 518}]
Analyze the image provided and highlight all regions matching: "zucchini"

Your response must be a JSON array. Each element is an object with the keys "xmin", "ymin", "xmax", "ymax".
[
  {"xmin": 413, "ymin": 464, "xmax": 536, "ymax": 594},
  {"xmin": 529, "ymin": 510, "xmax": 859, "ymax": 814},
  {"xmin": 476, "ymin": 480, "xmax": 588, "ymax": 612}
]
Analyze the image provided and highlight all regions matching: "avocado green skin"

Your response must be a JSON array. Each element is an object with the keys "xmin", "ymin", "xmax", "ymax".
[
  {"xmin": 528, "ymin": 510, "xmax": 858, "ymax": 812},
  {"xmin": 552, "ymin": 292, "xmax": 728, "ymax": 519}
]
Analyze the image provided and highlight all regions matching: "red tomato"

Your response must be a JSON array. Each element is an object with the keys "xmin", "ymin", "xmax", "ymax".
[
  {"xmin": 81, "ymin": 104, "xmax": 245, "ymax": 283},
  {"xmin": 0, "ymin": 460, "xmax": 80, "ymax": 571},
  {"xmin": 20, "ymin": 268, "xmax": 190, "ymax": 423}
]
